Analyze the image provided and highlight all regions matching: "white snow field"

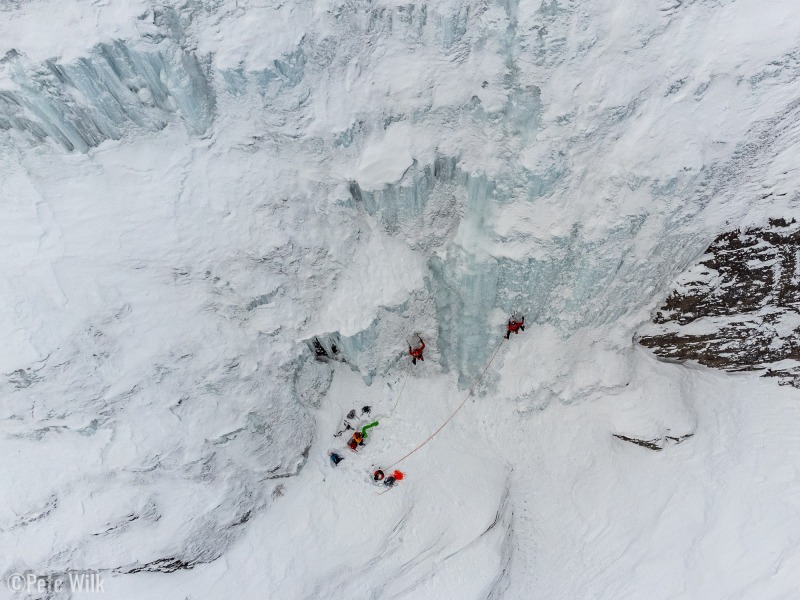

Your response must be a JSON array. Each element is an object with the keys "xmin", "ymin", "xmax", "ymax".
[{"xmin": 2, "ymin": 0, "xmax": 800, "ymax": 599}]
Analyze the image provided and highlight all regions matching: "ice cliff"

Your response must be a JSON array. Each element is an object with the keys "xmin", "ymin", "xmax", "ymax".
[{"xmin": 3, "ymin": 0, "xmax": 800, "ymax": 597}]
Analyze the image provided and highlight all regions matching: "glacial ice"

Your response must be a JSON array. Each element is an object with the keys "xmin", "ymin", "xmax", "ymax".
[
  {"xmin": 0, "ymin": 40, "xmax": 214, "ymax": 151},
  {"xmin": 345, "ymin": 151, "xmax": 708, "ymax": 383}
]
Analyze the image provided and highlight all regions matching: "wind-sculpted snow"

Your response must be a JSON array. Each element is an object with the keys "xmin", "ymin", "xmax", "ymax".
[
  {"xmin": 0, "ymin": 130, "xmax": 337, "ymax": 579},
  {"xmin": 4, "ymin": 0, "xmax": 800, "ymax": 598}
]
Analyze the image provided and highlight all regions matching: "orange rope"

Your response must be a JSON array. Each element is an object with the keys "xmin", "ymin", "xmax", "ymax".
[{"xmin": 386, "ymin": 338, "xmax": 505, "ymax": 470}]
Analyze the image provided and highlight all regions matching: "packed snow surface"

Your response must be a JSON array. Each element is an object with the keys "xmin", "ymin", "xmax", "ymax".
[{"xmin": 2, "ymin": 0, "xmax": 800, "ymax": 599}]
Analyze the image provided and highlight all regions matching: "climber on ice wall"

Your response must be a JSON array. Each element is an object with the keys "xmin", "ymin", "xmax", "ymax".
[
  {"xmin": 506, "ymin": 314, "xmax": 525, "ymax": 339},
  {"xmin": 408, "ymin": 334, "xmax": 425, "ymax": 365}
]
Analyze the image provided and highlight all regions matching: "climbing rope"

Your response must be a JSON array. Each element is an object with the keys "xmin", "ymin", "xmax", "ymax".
[
  {"xmin": 388, "ymin": 367, "xmax": 412, "ymax": 418},
  {"xmin": 385, "ymin": 338, "xmax": 506, "ymax": 470}
]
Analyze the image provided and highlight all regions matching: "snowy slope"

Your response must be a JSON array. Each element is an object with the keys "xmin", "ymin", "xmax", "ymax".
[{"xmin": 2, "ymin": 0, "xmax": 800, "ymax": 598}]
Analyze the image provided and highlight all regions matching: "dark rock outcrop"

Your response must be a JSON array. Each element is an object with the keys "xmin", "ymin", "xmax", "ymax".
[
  {"xmin": 612, "ymin": 432, "xmax": 694, "ymax": 452},
  {"xmin": 613, "ymin": 434, "xmax": 664, "ymax": 451},
  {"xmin": 638, "ymin": 218, "xmax": 800, "ymax": 386}
]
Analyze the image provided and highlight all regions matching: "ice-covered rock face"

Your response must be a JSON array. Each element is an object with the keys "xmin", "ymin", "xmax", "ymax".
[
  {"xmin": 4, "ymin": 0, "xmax": 800, "ymax": 589},
  {"xmin": 0, "ymin": 39, "xmax": 215, "ymax": 151}
]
